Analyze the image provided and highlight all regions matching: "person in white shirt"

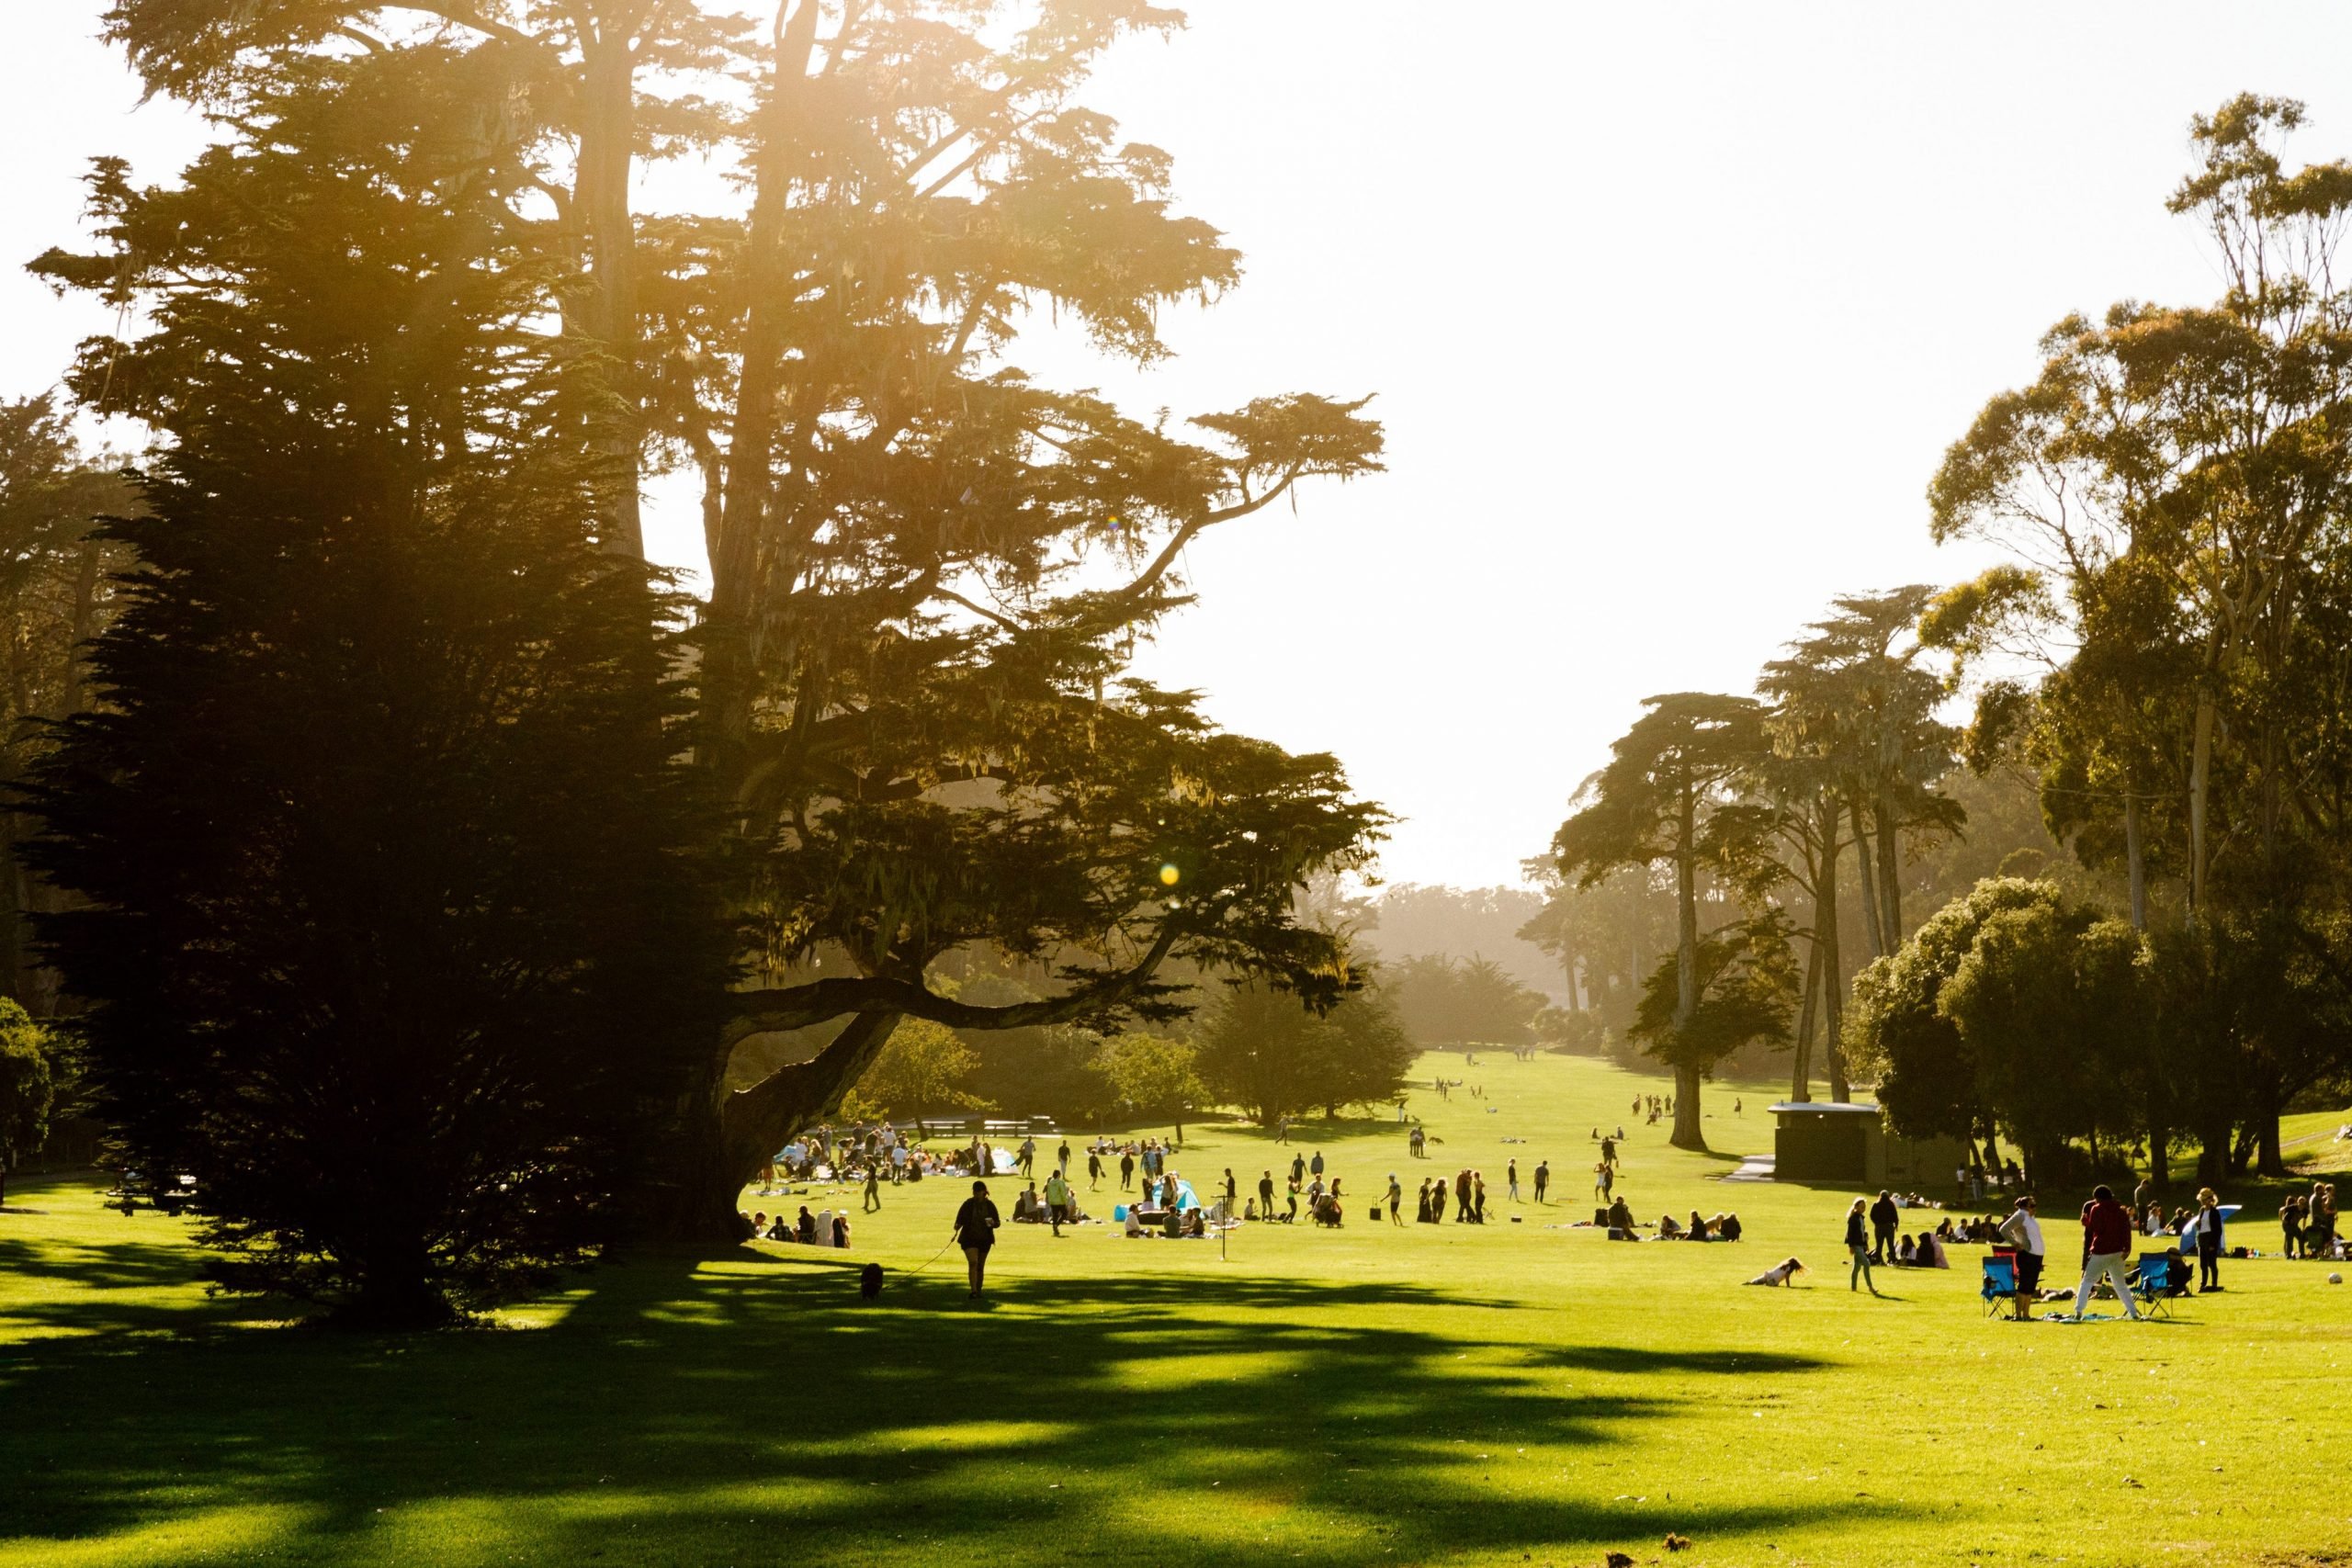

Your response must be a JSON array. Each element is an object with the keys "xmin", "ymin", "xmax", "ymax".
[{"xmin": 1996, "ymin": 1195, "xmax": 2045, "ymax": 1321}]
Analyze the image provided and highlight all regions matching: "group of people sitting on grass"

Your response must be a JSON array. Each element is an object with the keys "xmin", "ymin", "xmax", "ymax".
[
  {"xmin": 1591, "ymin": 1193, "xmax": 1742, "ymax": 1241},
  {"xmin": 747, "ymin": 1205, "xmax": 852, "ymax": 1247},
  {"xmin": 1657, "ymin": 1207, "xmax": 1743, "ymax": 1241},
  {"xmin": 763, "ymin": 1121, "xmax": 941, "ymax": 1190}
]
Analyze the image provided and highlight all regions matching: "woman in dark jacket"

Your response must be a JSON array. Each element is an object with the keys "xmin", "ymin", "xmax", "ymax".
[
  {"xmin": 953, "ymin": 1180, "xmax": 1001, "ymax": 1301},
  {"xmin": 2194, "ymin": 1187, "xmax": 2225, "ymax": 1292},
  {"xmin": 1845, "ymin": 1198, "xmax": 1879, "ymax": 1293}
]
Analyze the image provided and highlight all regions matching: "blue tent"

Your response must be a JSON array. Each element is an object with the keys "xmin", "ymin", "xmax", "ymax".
[{"xmin": 2177, "ymin": 1204, "xmax": 2241, "ymax": 1250}]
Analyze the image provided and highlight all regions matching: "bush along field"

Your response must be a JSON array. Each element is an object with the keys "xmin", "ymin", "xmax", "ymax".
[{"xmin": 6, "ymin": 1050, "xmax": 2349, "ymax": 1568}]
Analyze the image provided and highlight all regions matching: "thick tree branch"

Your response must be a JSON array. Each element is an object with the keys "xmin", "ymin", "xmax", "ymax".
[
  {"xmin": 385, "ymin": 2, "xmax": 546, "ymax": 53},
  {"xmin": 1095, "ymin": 467, "xmax": 1304, "ymax": 613},
  {"xmin": 721, "ymin": 921, "xmax": 1181, "ymax": 1045}
]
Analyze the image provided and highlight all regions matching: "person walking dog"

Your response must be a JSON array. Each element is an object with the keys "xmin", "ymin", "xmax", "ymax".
[{"xmin": 954, "ymin": 1179, "xmax": 1001, "ymax": 1301}]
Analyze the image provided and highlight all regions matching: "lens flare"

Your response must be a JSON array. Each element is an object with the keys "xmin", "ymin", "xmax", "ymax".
[{"xmin": 1159, "ymin": 863, "xmax": 1181, "ymax": 886}]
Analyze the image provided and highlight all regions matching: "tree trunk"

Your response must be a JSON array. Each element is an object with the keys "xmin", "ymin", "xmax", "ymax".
[
  {"xmin": 1873, "ymin": 795, "xmax": 1903, "ymax": 952},
  {"xmin": 699, "ymin": 0, "xmax": 825, "ymax": 784},
  {"xmin": 2188, "ymin": 689, "xmax": 2215, "ymax": 917},
  {"xmin": 1670, "ymin": 780, "xmax": 1705, "ymax": 1151},
  {"xmin": 1817, "ymin": 795, "xmax": 1849, "ymax": 1101},
  {"xmin": 644, "ymin": 1010, "xmax": 902, "ymax": 1244},
  {"xmin": 2197, "ymin": 1116, "xmax": 2233, "ymax": 1185},
  {"xmin": 1790, "ymin": 936, "xmax": 1822, "ymax": 1105},
  {"xmin": 2255, "ymin": 1074, "xmax": 2287, "ymax": 1179},
  {"xmin": 2123, "ymin": 789, "xmax": 2146, "ymax": 931},
  {"xmin": 1849, "ymin": 799, "xmax": 1887, "ymax": 962},
  {"xmin": 1671, "ymin": 1063, "xmax": 1703, "ymax": 1148},
  {"xmin": 575, "ymin": 20, "xmax": 648, "ymax": 558}
]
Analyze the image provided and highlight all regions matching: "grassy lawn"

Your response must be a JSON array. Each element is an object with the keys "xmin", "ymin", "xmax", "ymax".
[{"xmin": 6, "ymin": 1051, "xmax": 2350, "ymax": 1567}]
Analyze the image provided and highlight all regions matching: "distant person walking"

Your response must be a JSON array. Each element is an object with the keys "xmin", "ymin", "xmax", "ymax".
[
  {"xmin": 1997, "ymin": 1195, "xmax": 2044, "ymax": 1321},
  {"xmin": 1508, "ymin": 1159, "xmax": 1521, "ymax": 1201},
  {"xmin": 1310, "ymin": 1150, "xmax": 1325, "ymax": 1181},
  {"xmin": 1120, "ymin": 1149, "xmax": 1135, "ymax": 1190},
  {"xmin": 862, "ymin": 1163, "xmax": 882, "ymax": 1213},
  {"xmin": 2072, "ymin": 1184, "xmax": 2143, "ymax": 1321},
  {"xmin": 1845, "ymin": 1198, "xmax": 1880, "ymax": 1294},
  {"xmin": 954, "ymin": 1180, "xmax": 1001, "ymax": 1301},
  {"xmin": 1018, "ymin": 1135, "xmax": 1035, "ymax": 1178},
  {"xmin": 2194, "ymin": 1187, "xmax": 2225, "ymax": 1292},
  {"xmin": 1043, "ymin": 1169, "xmax": 1072, "ymax": 1236},
  {"xmin": 1387, "ymin": 1174, "xmax": 1404, "ymax": 1224},
  {"xmin": 1086, "ymin": 1148, "xmax": 1103, "ymax": 1190}
]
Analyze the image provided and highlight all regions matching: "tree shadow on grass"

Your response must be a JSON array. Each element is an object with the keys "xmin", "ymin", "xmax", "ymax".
[{"xmin": 2, "ymin": 1247, "xmax": 1888, "ymax": 1566}]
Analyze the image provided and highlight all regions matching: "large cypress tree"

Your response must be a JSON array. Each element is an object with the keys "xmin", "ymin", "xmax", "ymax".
[{"xmin": 22, "ymin": 46, "xmax": 726, "ymax": 1324}]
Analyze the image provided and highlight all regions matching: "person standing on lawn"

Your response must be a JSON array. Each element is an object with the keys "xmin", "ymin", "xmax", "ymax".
[
  {"xmin": 1508, "ymin": 1158, "xmax": 1521, "ymax": 1202},
  {"xmin": 1533, "ymin": 1160, "xmax": 1550, "ymax": 1203},
  {"xmin": 1869, "ymin": 1190, "xmax": 1900, "ymax": 1263},
  {"xmin": 1845, "ymin": 1197, "xmax": 1881, "ymax": 1293},
  {"xmin": 2072, "ymin": 1184, "xmax": 2143, "ymax": 1320},
  {"xmin": 1043, "ymin": 1168, "xmax": 1072, "ymax": 1236},
  {"xmin": 1997, "ymin": 1194, "xmax": 2044, "ymax": 1320},
  {"xmin": 2194, "ymin": 1187, "xmax": 2225, "ymax": 1292},
  {"xmin": 1119, "ymin": 1148, "xmax": 1135, "ymax": 1190},
  {"xmin": 954, "ymin": 1180, "xmax": 1001, "ymax": 1300},
  {"xmin": 1258, "ymin": 1168, "xmax": 1276, "ymax": 1221},
  {"xmin": 1387, "ymin": 1173, "xmax": 1403, "ymax": 1224},
  {"xmin": 862, "ymin": 1162, "xmax": 882, "ymax": 1213}
]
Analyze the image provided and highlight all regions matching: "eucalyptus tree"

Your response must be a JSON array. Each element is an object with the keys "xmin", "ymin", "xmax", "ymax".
[
  {"xmin": 1931, "ymin": 94, "xmax": 2352, "ymax": 918},
  {"xmin": 66, "ymin": 2, "xmax": 1390, "ymax": 1237},
  {"xmin": 1554, "ymin": 694, "xmax": 1765, "ymax": 1149}
]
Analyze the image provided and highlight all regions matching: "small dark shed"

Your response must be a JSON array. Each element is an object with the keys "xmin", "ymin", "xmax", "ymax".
[
  {"xmin": 1770, "ymin": 1101, "xmax": 1972, "ymax": 1189},
  {"xmin": 1770, "ymin": 1101, "xmax": 1882, "ymax": 1181}
]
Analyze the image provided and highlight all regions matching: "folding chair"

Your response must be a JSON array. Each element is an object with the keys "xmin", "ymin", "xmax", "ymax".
[
  {"xmin": 1980, "ymin": 1249, "xmax": 2018, "ymax": 1318},
  {"xmin": 2132, "ymin": 1253, "xmax": 2181, "ymax": 1319}
]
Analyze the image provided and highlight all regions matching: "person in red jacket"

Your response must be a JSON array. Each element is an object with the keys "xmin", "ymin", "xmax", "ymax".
[{"xmin": 2072, "ymin": 1184, "xmax": 2143, "ymax": 1321}]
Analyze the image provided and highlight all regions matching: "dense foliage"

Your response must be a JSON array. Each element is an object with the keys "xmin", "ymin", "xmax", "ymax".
[
  {"xmin": 46, "ymin": 1, "xmax": 1394, "ymax": 1244},
  {"xmin": 20, "ymin": 46, "xmax": 725, "ymax": 1321},
  {"xmin": 1193, "ymin": 981, "xmax": 1417, "ymax": 1126},
  {"xmin": 0, "ymin": 998, "xmax": 53, "ymax": 1208}
]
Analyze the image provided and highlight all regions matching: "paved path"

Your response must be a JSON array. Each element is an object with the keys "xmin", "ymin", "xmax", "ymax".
[{"xmin": 1722, "ymin": 1153, "xmax": 1776, "ymax": 1183}]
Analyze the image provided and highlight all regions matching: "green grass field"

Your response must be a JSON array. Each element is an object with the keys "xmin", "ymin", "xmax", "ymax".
[{"xmin": 6, "ymin": 1051, "xmax": 2350, "ymax": 1567}]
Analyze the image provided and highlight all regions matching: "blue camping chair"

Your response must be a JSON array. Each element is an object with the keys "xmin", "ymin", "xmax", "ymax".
[
  {"xmin": 1981, "ymin": 1249, "xmax": 2018, "ymax": 1317},
  {"xmin": 2132, "ymin": 1252, "xmax": 2183, "ymax": 1318}
]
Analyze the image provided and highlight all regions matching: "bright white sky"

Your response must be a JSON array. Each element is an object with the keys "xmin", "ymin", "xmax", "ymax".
[{"xmin": 10, "ymin": 3, "xmax": 2352, "ymax": 888}]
